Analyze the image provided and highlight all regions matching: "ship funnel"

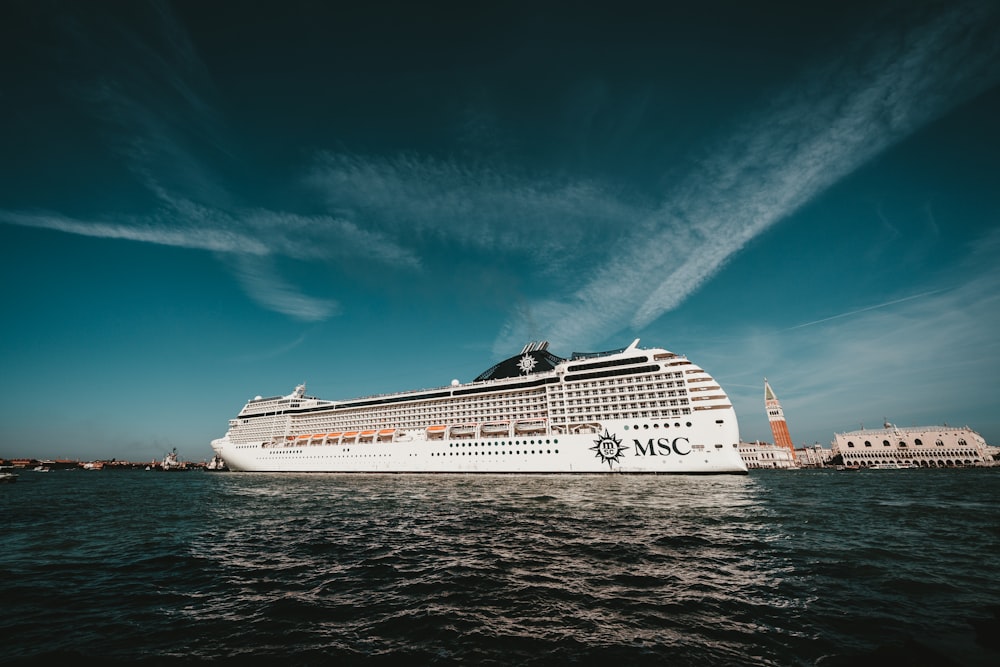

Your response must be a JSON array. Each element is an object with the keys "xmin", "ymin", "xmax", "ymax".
[{"xmin": 521, "ymin": 341, "xmax": 549, "ymax": 353}]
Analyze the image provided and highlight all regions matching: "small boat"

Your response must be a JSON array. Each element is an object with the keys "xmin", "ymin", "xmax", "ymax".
[
  {"xmin": 205, "ymin": 454, "xmax": 228, "ymax": 472},
  {"xmin": 449, "ymin": 424, "xmax": 476, "ymax": 437},
  {"xmin": 33, "ymin": 466, "xmax": 52, "ymax": 472},
  {"xmin": 160, "ymin": 448, "xmax": 189, "ymax": 471},
  {"xmin": 0, "ymin": 472, "xmax": 18, "ymax": 483},
  {"xmin": 514, "ymin": 419, "xmax": 547, "ymax": 434},
  {"xmin": 480, "ymin": 422, "xmax": 510, "ymax": 436}
]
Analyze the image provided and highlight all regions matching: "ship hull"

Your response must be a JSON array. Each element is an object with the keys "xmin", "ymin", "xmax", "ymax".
[{"xmin": 213, "ymin": 420, "xmax": 746, "ymax": 474}]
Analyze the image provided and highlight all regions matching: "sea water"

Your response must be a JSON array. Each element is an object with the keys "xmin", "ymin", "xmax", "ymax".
[{"xmin": 1, "ymin": 468, "xmax": 998, "ymax": 666}]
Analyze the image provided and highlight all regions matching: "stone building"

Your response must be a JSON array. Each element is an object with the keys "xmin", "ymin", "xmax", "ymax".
[
  {"xmin": 739, "ymin": 440, "xmax": 798, "ymax": 469},
  {"xmin": 831, "ymin": 421, "xmax": 994, "ymax": 468}
]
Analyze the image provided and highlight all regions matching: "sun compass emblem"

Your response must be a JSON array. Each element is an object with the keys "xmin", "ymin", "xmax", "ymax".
[
  {"xmin": 517, "ymin": 354, "xmax": 537, "ymax": 374},
  {"xmin": 591, "ymin": 429, "xmax": 628, "ymax": 469}
]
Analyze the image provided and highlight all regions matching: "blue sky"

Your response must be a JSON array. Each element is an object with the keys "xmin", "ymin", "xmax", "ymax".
[{"xmin": 2, "ymin": 1, "xmax": 998, "ymax": 462}]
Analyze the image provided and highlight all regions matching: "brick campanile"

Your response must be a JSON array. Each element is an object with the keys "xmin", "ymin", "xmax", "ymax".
[{"xmin": 764, "ymin": 378, "xmax": 797, "ymax": 460}]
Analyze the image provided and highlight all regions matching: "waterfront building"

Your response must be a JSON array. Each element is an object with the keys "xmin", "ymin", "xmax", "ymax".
[
  {"xmin": 739, "ymin": 440, "xmax": 798, "ymax": 469},
  {"xmin": 764, "ymin": 379, "xmax": 797, "ymax": 462},
  {"xmin": 795, "ymin": 444, "xmax": 833, "ymax": 468},
  {"xmin": 831, "ymin": 421, "xmax": 996, "ymax": 468}
]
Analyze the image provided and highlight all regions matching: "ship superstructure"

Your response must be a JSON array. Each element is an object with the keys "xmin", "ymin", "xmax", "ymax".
[{"xmin": 211, "ymin": 339, "xmax": 747, "ymax": 474}]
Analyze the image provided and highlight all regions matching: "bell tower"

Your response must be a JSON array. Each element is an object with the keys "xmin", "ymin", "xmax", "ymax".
[{"xmin": 764, "ymin": 378, "xmax": 797, "ymax": 460}]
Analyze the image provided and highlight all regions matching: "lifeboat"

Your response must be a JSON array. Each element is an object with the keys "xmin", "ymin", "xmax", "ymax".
[
  {"xmin": 514, "ymin": 419, "xmax": 547, "ymax": 434},
  {"xmin": 325, "ymin": 432, "xmax": 343, "ymax": 444},
  {"xmin": 377, "ymin": 428, "xmax": 396, "ymax": 442},
  {"xmin": 359, "ymin": 430, "xmax": 376, "ymax": 442},
  {"xmin": 449, "ymin": 424, "xmax": 476, "ymax": 438},
  {"xmin": 341, "ymin": 431, "xmax": 359, "ymax": 443},
  {"xmin": 426, "ymin": 425, "xmax": 446, "ymax": 439},
  {"xmin": 480, "ymin": 422, "xmax": 510, "ymax": 436},
  {"xmin": 480, "ymin": 422, "xmax": 510, "ymax": 435}
]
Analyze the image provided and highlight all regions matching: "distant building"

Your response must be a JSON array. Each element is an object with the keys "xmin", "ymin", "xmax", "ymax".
[
  {"xmin": 764, "ymin": 379, "xmax": 797, "ymax": 462},
  {"xmin": 739, "ymin": 440, "xmax": 798, "ymax": 469},
  {"xmin": 795, "ymin": 445, "xmax": 832, "ymax": 467},
  {"xmin": 831, "ymin": 421, "xmax": 997, "ymax": 468}
]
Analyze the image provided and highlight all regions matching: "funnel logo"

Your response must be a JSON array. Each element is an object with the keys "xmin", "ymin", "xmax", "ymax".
[{"xmin": 591, "ymin": 430, "xmax": 628, "ymax": 469}]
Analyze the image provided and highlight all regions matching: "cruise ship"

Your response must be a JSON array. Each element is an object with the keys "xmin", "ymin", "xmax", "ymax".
[{"xmin": 211, "ymin": 339, "xmax": 747, "ymax": 474}]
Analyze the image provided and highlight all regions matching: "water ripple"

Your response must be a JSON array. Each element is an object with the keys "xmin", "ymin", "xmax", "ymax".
[{"xmin": 1, "ymin": 470, "xmax": 998, "ymax": 666}]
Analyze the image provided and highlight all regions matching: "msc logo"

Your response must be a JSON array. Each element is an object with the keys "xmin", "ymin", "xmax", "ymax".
[
  {"xmin": 591, "ymin": 430, "xmax": 628, "ymax": 469},
  {"xmin": 633, "ymin": 437, "xmax": 691, "ymax": 456}
]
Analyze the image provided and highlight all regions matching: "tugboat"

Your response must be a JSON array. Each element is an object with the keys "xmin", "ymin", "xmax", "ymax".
[
  {"xmin": 160, "ymin": 448, "xmax": 189, "ymax": 472},
  {"xmin": 204, "ymin": 453, "xmax": 228, "ymax": 472}
]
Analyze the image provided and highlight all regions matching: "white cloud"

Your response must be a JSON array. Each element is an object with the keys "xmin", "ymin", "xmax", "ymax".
[
  {"xmin": 0, "ymin": 209, "xmax": 269, "ymax": 255},
  {"xmin": 493, "ymin": 1, "xmax": 1000, "ymax": 353},
  {"xmin": 229, "ymin": 255, "xmax": 340, "ymax": 322},
  {"xmin": 720, "ymin": 230, "xmax": 1000, "ymax": 444},
  {"xmin": 306, "ymin": 152, "xmax": 651, "ymax": 268}
]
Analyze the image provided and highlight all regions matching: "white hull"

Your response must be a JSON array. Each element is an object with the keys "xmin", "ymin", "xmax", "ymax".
[
  {"xmin": 211, "ymin": 339, "xmax": 747, "ymax": 475},
  {"xmin": 213, "ymin": 421, "xmax": 745, "ymax": 474}
]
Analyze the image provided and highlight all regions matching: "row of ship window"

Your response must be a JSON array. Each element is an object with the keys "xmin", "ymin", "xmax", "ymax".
[
  {"xmin": 252, "ymin": 386, "xmax": 710, "ymax": 436},
  {"xmin": 626, "ymin": 421, "xmax": 694, "ymax": 429},
  {"xmin": 283, "ymin": 373, "xmax": 699, "ymax": 430},
  {"xmin": 433, "ymin": 449, "xmax": 558, "ymax": 456},
  {"xmin": 450, "ymin": 440, "xmax": 556, "ymax": 446},
  {"xmin": 261, "ymin": 447, "xmax": 561, "ymax": 456}
]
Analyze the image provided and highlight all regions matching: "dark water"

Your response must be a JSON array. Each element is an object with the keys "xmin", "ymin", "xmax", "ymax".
[{"xmin": 1, "ymin": 469, "xmax": 998, "ymax": 666}]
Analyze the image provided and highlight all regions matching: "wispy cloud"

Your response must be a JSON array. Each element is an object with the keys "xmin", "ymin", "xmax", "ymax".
[
  {"xmin": 229, "ymin": 255, "xmax": 340, "ymax": 322},
  {"xmin": 783, "ymin": 289, "xmax": 947, "ymax": 331},
  {"xmin": 0, "ymin": 3, "xmax": 420, "ymax": 322},
  {"xmin": 0, "ymin": 201, "xmax": 420, "ymax": 322},
  {"xmin": 719, "ymin": 228, "xmax": 1000, "ymax": 443},
  {"xmin": 493, "ymin": 1, "xmax": 1000, "ymax": 352},
  {"xmin": 0, "ymin": 209, "xmax": 270, "ymax": 255},
  {"xmin": 306, "ymin": 152, "xmax": 650, "ymax": 272},
  {"xmin": 4, "ymin": 2, "xmax": 997, "ymax": 338}
]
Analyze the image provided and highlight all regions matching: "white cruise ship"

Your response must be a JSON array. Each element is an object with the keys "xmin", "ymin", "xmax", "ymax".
[{"xmin": 211, "ymin": 339, "xmax": 747, "ymax": 474}]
